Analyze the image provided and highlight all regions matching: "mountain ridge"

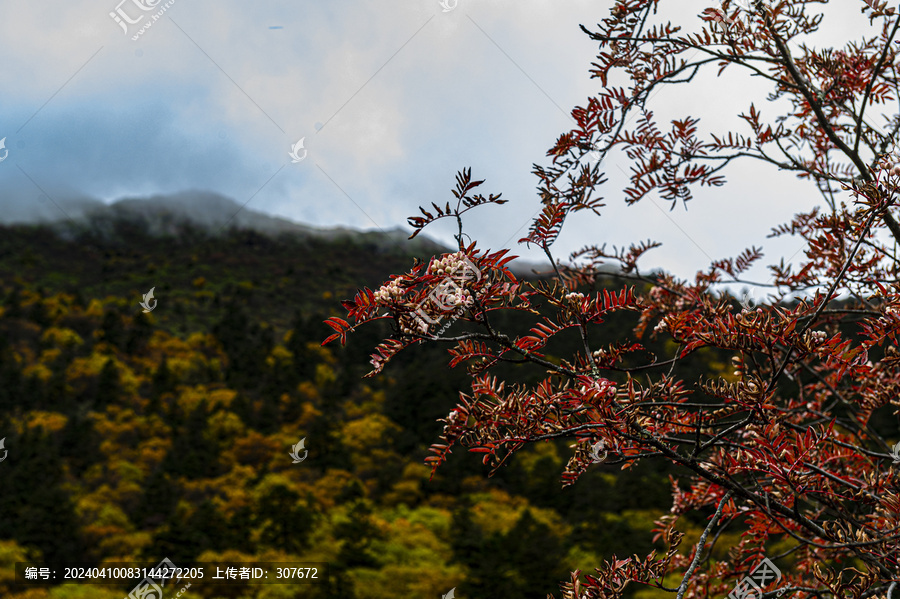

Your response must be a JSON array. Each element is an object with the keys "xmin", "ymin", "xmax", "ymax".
[{"xmin": 1, "ymin": 189, "xmax": 555, "ymax": 275}]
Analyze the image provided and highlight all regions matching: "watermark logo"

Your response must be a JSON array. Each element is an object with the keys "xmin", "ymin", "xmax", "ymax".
[
  {"xmin": 891, "ymin": 441, "xmax": 900, "ymax": 463},
  {"xmin": 882, "ymin": 144, "xmax": 900, "ymax": 181},
  {"xmin": 126, "ymin": 557, "xmax": 191, "ymax": 599},
  {"xmin": 705, "ymin": 0, "xmax": 769, "ymax": 34},
  {"xmin": 740, "ymin": 289, "xmax": 756, "ymax": 311},
  {"xmin": 140, "ymin": 287, "xmax": 157, "ymax": 313},
  {"xmin": 706, "ymin": 5, "xmax": 744, "ymax": 32},
  {"xmin": 289, "ymin": 138, "xmax": 307, "ymax": 163},
  {"xmin": 727, "ymin": 557, "xmax": 787, "ymax": 599},
  {"xmin": 439, "ymin": 0, "xmax": 458, "ymax": 12},
  {"xmin": 289, "ymin": 437, "xmax": 308, "ymax": 463},
  {"xmin": 0, "ymin": 138, "xmax": 8, "ymax": 163},
  {"xmin": 888, "ymin": 581, "xmax": 897, "ymax": 599},
  {"xmin": 0, "ymin": 438, "xmax": 7, "ymax": 462},
  {"xmin": 110, "ymin": 0, "xmax": 177, "ymax": 41},
  {"xmin": 590, "ymin": 439, "xmax": 608, "ymax": 463},
  {"xmin": 412, "ymin": 254, "xmax": 481, "ymax": 334},
  {"xmin": 374, "ymin": 252, "xmax": 482, "ymax": 342},
  {"xmin": 442, "ymin": 588, "xmax": 456, "ymax": 599},
  {"xmin": 110, "ymin": 0, "xmax": 148, "ymax": 34}
]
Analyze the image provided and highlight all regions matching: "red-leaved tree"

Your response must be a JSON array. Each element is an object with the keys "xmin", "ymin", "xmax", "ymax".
[{"xmin": 325, "ymin": 1, "xmax": 900, "ymax": 597}]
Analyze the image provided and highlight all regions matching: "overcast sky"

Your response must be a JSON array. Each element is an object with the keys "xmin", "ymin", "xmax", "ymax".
[{"xmin": 0, "ymin": 0, "xmax": 884, "ymax": 292}]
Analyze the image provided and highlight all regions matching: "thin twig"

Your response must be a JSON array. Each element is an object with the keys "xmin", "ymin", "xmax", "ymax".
[{"xmin": 676, "ymin": 490, "xmax": 733, "ymax": 599}]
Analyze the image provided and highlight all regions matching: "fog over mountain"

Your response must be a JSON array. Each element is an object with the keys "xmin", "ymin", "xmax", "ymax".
[{"xmin": 0, "ymin": 189, "xmax": 557, "ymax": 275}]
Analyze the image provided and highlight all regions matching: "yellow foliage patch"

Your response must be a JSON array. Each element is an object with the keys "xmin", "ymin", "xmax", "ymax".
[
  {"xmin": 340, "ymin": 414, "xmax": 402, "ymax": 452},
  {"xmin": 176, "ymin": 385, "xmax": 236, "ymax": 412},
  {"xmin": 26, "ymin": 411, "xmax": 68, "ymax": 433},
  {"xmin": 40, "ymin": 327, "xmax": 84, "ymax": 349}
]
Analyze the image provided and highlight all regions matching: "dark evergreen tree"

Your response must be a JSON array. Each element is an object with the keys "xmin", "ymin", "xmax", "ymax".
[
  {"xmin": 26, "ymin": 296, "xmax": 50, "ymax": 328},
  {"xmin": 307, "ymin": 392, "xmax": 352, "ymax": 471},
  {"xmin": 133, "ymin": 468, "xmax": 179, "ymax": 529},
  {"xmin": 334, "ymin": 499, "xmax": 380, "ymax": 570},
  {"xmin": 286, "ymin": 310, "xmax": 319, "ymax": 382},
  {"xmin": 504, "ymin": 509, "xmax": 565, "ymax": 597},
  {"xmin": 145, "ymin": 510, "xmax": 206, "ymax": 564},
  {"xmin": 125, "ymin": 310, "xmax": 152, "ymax": 354},
  {"xmin": 100, "ymin": 308, "xmax": 125, "ymax": 349},
  {"xmin": 163, "ymin": 392, "xmax": 184, "ymax": 429},
  {"xmin": 3, "ymin": 286, "xmax": 23, "ymax": 319},
  {"xmin": 94, "ymin": 358, "xmax": 120, "ymax": 408},
  {"xmin": 70, "ymin": 286, "xmax": 87, "ymax": 310},
  {"xmin": 336, "ymin": 478, "xmax": 365, "ymax": 504},
  {"xmin": 0, "ymin": 427, "xmax": 85, "ymax": 563},
  {"xmin": 449, "ymin": 502, "xmax": 508, "ymax": 597},
  {"xmin": 212, "ymin": 300, "xmax": 273, "ymax": 390},
  {"xmin": 0, "ymin": 331, "xmax": 22, "ymax": 414},
  {"xmin": 255, "ymin": 485, "xmax": 316, "ymax": 554},
  {"xmin": 59, "ymin": 409, "xmax": 102, "ymax": 476},
  {"xmin": 151, "ymin": 356, "xmax": 176, "ymax": 398},
  {"xmin": 255, "ymin": 394, "xmax": 280, "ymax": 435},
  {"xmin": 230, "ymin": 393, "xmax": 254, "ymax": 429},
  {"xmin": 21, "ymin": 374, "xmax": 46, "ymax": 414},
  {"xmin": 225, "ymin": 504, "xmax": 255, "ymax": 552},
  {"xmin": 162, "ymin": 400, "xmax": 221, "ymax": 479},
  {"xmin": 147, "ymin": 357, "xmax": 176, "ymax": 415},
  {"xmin": 43, "ymin": 367, "xmax": 68, "ymax": 411},
  {"xmin": 185, "ymin": 499, "xmax": 230, "ymax": 551}
]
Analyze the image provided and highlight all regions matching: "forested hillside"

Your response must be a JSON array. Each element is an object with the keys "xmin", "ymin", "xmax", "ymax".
[{"xmin": 0, "ymin": 220, "xmax": 723, "ymax": 598}]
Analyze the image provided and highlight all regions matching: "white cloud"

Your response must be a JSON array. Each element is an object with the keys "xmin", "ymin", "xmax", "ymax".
[{"xmin": 0, "ymin": 0, "xmax": 886, "ymax": 281}]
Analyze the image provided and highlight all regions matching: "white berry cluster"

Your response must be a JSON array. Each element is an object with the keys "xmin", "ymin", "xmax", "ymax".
[
  {"xmin": 374, "ymin": 277, "xmax": 408, "ymax": 304},
  {"xmin": 798, "ymin": 329, "xmax": 828, "ymax": 352},
  {"xmin": 564, "ymin": 291, "xmax": 585, "ymax": 302},
  {"xmin": 428, "ymin": 251, "xmax": 480, "ymax": 280},
  {"xmin": 419, "ymin": 252, "xmax": 480, "ymax": 313},
  {"xmin": 653, "ymin": 314, "xmax": 675, "ymax": 334},
  {"xmin": 376, "ymin": 252, "xmax": 482, "ymax": 337},
  {"xmin": 446, "ymin": 409, "xmax": 462, "ymax": 426},
  {"xmin": 398, "ymin": 313, "xmax": 430, "ymax": 336},
  {"xmin": 882, "ymin": 144, "xmax": 900, "ymax": 180}
]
